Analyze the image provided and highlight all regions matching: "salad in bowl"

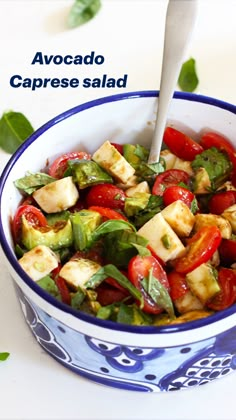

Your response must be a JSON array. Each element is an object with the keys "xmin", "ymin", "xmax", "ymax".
[
  {"xmin": 0, "ymin": 91, "xmax": 236, "ymax": 392},
  {"xmin": 12, "ymin": 122, "xmax": 236, "ymax": 326}
]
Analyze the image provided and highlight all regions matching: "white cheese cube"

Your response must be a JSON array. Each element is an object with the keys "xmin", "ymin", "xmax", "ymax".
[
  {"xmin": 161, "ymin": 200, "xmax": 195, "ymax": 237},
  {"xmin": 222, "ymin": 204, "xmax": 236, "ymax": 233},
  {"xmin": 173, "ymin": 157, "xmax": 194, "ymax": 176},
  {"xmin": 160, "ymin": 149, "xmax": 177, "ymax": 170},
  {"xmin": 33, "ymin": 176, "xmax": 79, "ymax": 213},
  {"xmin": 194, "ymin": 213, "xmax": 232, "ymax": 239},
  {"xmin": 125, "ymin": 181, "xmax": 150, "ymax": 197},
  {"xmin": 92, "ymin": 141, "xmax": 135, "ymax": 183},
  {"xmin": 138, "ymin": 212, "xmax": 185, "ymax": 262},
  {"xmin": 18, "ymin": 245, "xmax": 59, "ymax": 281},
  {"xmin": 59, "ymin": 258, "xmax": 101, "ymax": 290}
]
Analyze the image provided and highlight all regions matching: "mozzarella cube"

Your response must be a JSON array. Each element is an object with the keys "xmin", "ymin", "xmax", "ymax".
[
  {"xmin": 222, "ymin": 204, "xmax": 236, "ymax": 233},
  {"xmin": 125, "ymin": 181, "xmax": 150, "ymax": 197},
  {"xmin": 161, "ymin": 200, "xmax": 195, "ymax": 237},
  {"xmin": 18, "ymin": 245, "xmax": 59, "ymax": 281},
  {"xmin": 92, "ymin": 141, "xmax": 135, "ymax": 183},
  {"xmin": 59, "ymin": 258, "xmax": 101, "ymax": 290},
  {"xmin": 138, "ymin": 212, "xmax": 185, "ymax": 262},
  {"xmin": 160, "ymin": 149, "xmax": 177, "ymax": 170},
  {"xmin": 33, "ymin": 176, "xmax": 79, "ymax": 213},
  {"xmin": 194, "ymin": 213, "xmax": 232, "ymax": 239},
  {"xmin": 173, "ymin": 157, "xmax": 194, "ymax": 176}
]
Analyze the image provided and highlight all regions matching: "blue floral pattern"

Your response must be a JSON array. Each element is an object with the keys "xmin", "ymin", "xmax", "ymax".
[{"xmin": 15, "ymin": 284, "xmax": 236, "ymax": 392}]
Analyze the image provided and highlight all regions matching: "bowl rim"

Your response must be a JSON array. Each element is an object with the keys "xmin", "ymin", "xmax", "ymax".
[{"xmin": 0, "ymin": 90, "xmax": 236, "ymax": 335}]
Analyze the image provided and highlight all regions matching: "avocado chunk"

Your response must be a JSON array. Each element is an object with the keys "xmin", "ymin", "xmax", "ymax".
[
  {"xmin": 186, "ymin": 263, "xmax": 220, "ymax": 304},
  {"xmin": 21, "ymin": 216, "xmax": 73, "ymax": 251},
  {"xmin": 70, "ymin": 209, "xmax": 102, "ymax": 251},
  {"xmin": 124, "ymin": 192, "xmax": 150, "ymax": 217},
  {"xmin": 71, "ymin": 159, "xmax": 113, "ymax": 189},
  {"xmin": 191, "ymin": 147, "xmax": 233, "ymax": 191}
]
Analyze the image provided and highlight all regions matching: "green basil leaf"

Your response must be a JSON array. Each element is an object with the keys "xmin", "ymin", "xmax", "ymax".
[
  {"xmin": 85, "ymin": 264, "xmax": 143, "ymax": 306},
  {"xmin": 0, "ymin": 352, "xmax": 10, "ymax": 361},
  {"xmin": 0, "ymin": 111, "xmax": 34, "ymax": 154},
  {"xmin": 90, "ymin": 219, "xmax": 135, "ymax": 245},
  {"xmin": 141, "ymin": 269, "xmax": 175, "ymax": 319},
  {"xmin": 178, "ymin": 58, "xmax": 199, "ymax": 92},
  {"xmin": 131, "ymin": 243, "xmax": 151, "ymax": 257},
  {"xmin": 14, "ymin": 172, "xmax": 56, "ymax": 195},
  {"xmin": 68, "ymin": 0, "xmax": 101, "ymax": 28}
]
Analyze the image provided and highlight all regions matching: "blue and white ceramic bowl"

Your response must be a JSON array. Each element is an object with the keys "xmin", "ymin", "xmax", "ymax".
[{"xmin": 0, "ymin": 91, "xmax": 236, "ymax": 392}]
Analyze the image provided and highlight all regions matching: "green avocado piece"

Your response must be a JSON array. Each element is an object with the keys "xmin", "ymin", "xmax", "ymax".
[
  {"xmin": 70, "ymin": 209, "xmax": 102, "ymax": 251},
  {"xmin": 71, "ymin": 160, "xmax": 113, "ymax": 189},
  {"xmin": 123, "ymin": 144, "xmax": 149, "ymax": 168},
  {"xmin": 21, "ymin": 216, "xmax": 73, "ymax": 251},
  {"xmin": 124, "ymin": 192, "xmax": 150, "ymax": 217}
]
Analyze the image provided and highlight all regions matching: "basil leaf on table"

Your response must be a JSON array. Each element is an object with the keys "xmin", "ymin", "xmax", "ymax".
[
  {"xmin": 178, "ymin": 58, "xmax": 199, "ymax": 92},
  {"xmin": 68, "ymin": 0, "xmax": 101, "ymax": 28},
  {"xmin": 0, "ymin": 352, "xmax": 10, "ymax": 362},
  {"xmin": 0, "ymin": 111, "xmax": 34, "ymax": 154}
]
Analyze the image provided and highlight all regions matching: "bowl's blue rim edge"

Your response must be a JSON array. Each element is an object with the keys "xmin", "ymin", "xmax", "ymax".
[{"xmin": 0, "ymin": 90, "xmax": 236, "ymax": 336}]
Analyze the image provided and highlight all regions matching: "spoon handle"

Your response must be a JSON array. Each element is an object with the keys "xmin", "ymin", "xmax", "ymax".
[{"xmin": 148, "ymin": 0, "xmax": 198, "ymax": 164}]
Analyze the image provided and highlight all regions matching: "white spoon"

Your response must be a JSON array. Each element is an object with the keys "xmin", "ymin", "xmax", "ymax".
[{"xmin": 148, "ymin": 0, "xmax": 199, "ymax": 164}]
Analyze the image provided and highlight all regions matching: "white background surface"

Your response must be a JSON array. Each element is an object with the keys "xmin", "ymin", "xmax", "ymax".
[{"xmin": 0, "ymin": 1, "xmax": 236, "ymax": 419}]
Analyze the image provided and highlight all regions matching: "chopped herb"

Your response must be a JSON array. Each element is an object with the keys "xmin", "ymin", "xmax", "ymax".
[
  {"xmin": 14, "ymin": 172, "xmax": 56, "ymax": 195},
  {"xmin": 178, "ymin": 58, "xmax": 199, "ymax": 92},
  {"xmin": 68, "ymin": 0, "xmax": 101, "ymax": 29},
  {"xmin": 0, "ymin": 111, "xmax": 34, "ymax": 154},
  {"xmin": 141, "ymin": 268, "xmax": 175, "ymax": 318}
]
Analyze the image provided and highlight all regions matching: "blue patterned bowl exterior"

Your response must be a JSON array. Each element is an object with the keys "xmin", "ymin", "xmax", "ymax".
[
  {"xmin": 0, "ymin": 91, "xmax": 236, "ymax": 392},
  {"xmin": 14, "ymin": 281, "xmax": 236, "ymax": 392}
]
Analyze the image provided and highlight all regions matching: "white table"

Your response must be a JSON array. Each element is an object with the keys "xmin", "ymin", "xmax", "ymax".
[{"xmin": 0, "ymin": 1, "xmax": 236, "ymax": 419}]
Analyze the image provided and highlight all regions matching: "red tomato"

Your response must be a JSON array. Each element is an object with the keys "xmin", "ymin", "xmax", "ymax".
[
  {"xmin": 219, "ymin": 238, "xmax": 236, "ymax": 266},
  {"xmin": 86, "ymin": 183, "xmax": 126, "ymax": 210},
  {"xmin": 163, "ymin": 127, "xmax": 203, "ymax": 161},
  {"xmin": 163, "ymin": 185, "xmax": 195, "ymax": 208},
  {"xmin": 12, "ymin": 205, "xmax": 48, "ymax": 243},
  {"xmin": 207, "ymin": 268, "xmax": 236, "ymax": 311},
  {"xmin": 208, "ymin": 191, "xmax": 236, "ymax": 215},
  {"xmin": 88, "ymin": 206, "xmax": 128, "ymax": 221},
  {"xmin": 152, "ymin": 169, "xmax": 190, "ymax": 196},
  {"xmin": 167, "ymin": 271, "xmax": 189, "ymax": 301},
  {"xmin": 200, "ymin": 132, "xmax": 236, "ymax": 170},
  {"xmin": 71, "ymin": 247, "xmax": 104, "ymax": 265},
  {"xmin": 128, "ymin": 255, "xmax": 169, "ymax": 314},
  {"xmin": 110, "ymin": 143, "xmax": 123, "ymax": 154},
  {"xmin": 48, "ymin": 151, "xmax": 91, "ymax": 179},
  {"xmin": 96, "ymin": 283, "xmax": 131, "ymax": 306},
  {"xmin": 175, "ymin": 226, "xmax": 222, "ymax": 274}
]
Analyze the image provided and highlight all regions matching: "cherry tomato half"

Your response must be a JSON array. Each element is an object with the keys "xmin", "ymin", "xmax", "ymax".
[
  {"xmin": 219, "ymin": 238, "xmax": 236, "ymax": 266},
  {"xmin": 163, "ymin": 185, "xmax": 195, "ymax": 208},
  {"xmin": 86, "ymin": 183, "xmax": 126, "ymax": 210},
  {"xmin": 12, "ymin": 204, "xmax": 48, "ymax": 244},
  {"xmin": 163, "ymin": 127, "xmax": 203, "ymax": 161},
  {"xmin": 167, "ymin": 271, "xmax": 189, "ymax": 301},
  {"xmin": 174, "ymin": 226, "xmax": 222, "ymax": 274},
  {"xmin": 88, "ymin": 206, "xmax": 128, "ymax": 221},
  {"xmin": 152, "ymin": 169, "xmax": 190, "ymax": 196},
  {"xmin": 207, "ymin": 268, "xmax": 236, "ymax": 311},
  {"xmin": 208, "ymin": 191, "xmax": 236, "ymax": 215},
  {"xmin": 96, "ymin": 283, "xmax": 131, "ymax": 306},
  {"xmin": 128, "ymin": 255, "xmax": 169, "ymax": 314},
  {"xmin": 48, "ymin": 151, "xmax": 91, "ymax": 179}
]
